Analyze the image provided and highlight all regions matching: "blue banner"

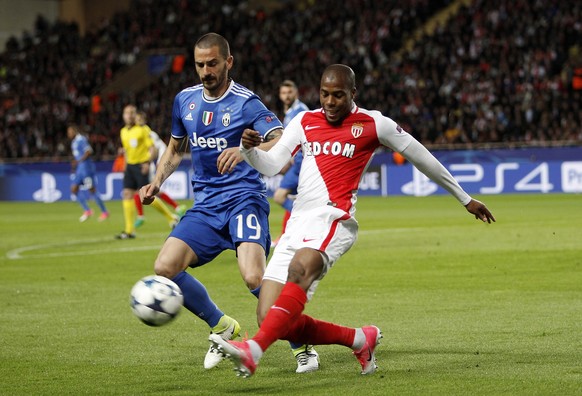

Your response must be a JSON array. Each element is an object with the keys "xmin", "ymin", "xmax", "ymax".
[{"xmin": 1, "ymin": 147, "xmax": 581, "ymax": 202}]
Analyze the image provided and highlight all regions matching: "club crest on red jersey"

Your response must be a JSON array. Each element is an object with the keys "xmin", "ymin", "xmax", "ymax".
[
  {"xmin": 202, "ymin": 111, "xmax": 213, "ymax": 126},
  {"xmin": 351, "ymin": 122, "xmax": 364, "ymax": 138}
]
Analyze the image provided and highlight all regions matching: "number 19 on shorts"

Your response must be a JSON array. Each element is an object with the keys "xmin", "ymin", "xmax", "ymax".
[{"xmin": 235, "ymin": 214, "xmax": 261, "ymax": 240}]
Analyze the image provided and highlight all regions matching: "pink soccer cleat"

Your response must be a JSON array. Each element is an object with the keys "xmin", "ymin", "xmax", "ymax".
[
  {"xmin": 209, "ymin": 334, "xmax": 257, "ymax": 378},
  {"xmin": 353, "ymin": 325, "xmax": 382, "ymax": 375}
]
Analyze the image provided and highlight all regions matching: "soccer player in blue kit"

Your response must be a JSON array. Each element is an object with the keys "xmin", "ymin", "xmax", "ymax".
[
  {"xmin": 139, "ymin": 33, "xmax": 316, "ymax": 372},
  {"xmin": 67, "ymin": 124, "xmax": 109, "ymax": 222},
  {"xmin": 271, "ymin": 80, "xmax": 309, "ymax": 248}
]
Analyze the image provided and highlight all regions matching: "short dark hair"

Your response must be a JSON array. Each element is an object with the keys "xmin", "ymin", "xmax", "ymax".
[
  {"xmin": 195, "ymin": 33, "xmax": 230, "ymax": 59},
  {"xmin": 279, "ymin": 80, "xmax": 297, "ymax": 90},
  {"xmin": 322, "ymin": 64, "xmax": 356, "ymax": 90},
  {"xmin": 68, "ymin": 123, "xmax": 81, "ymax": 133}
]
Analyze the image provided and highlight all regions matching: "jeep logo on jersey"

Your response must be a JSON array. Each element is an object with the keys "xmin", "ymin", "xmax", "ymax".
[
  {"xmin": 189, "ymin": 132, "xmax": 228, "ymax": 152},
  {"xmin": 305, "ymin": 141, "xmax": 355, "ymax": 158},
  {"xmin": 351, "ymin": 123, "xmax": 364, "ymax": 138},
  {"xmin": 202, "ymin": 111, "xmax": 213, "ymax": 126},
  {"xmin": 222, "ymin": 113, "xmax": 231, "ymax": 127}
]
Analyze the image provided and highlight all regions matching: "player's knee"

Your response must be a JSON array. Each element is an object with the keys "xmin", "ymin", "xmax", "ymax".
[
  {"xmin": 287, "ymin": 250, "xmax": 323, "ymax": 288},
  {"xmin": 122, "ymin": 189, "xmax": 134, "ymax": 200},
  {"xmin": 242, "ymin": 273, "xmax": 262, "ymax": 291},
  {"xmin": 154, "ymin": 257, "xmax": 180, "ymax": 279}
]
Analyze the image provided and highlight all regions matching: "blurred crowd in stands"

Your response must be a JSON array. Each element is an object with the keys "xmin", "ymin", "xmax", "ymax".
[{"xmin": 0, "ymin": 0, "xmax": 580, "ymax": 160}]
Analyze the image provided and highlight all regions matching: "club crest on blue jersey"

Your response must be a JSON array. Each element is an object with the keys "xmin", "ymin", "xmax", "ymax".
[
  {"xmin": 222, "ymin": 112, "xmax": 231, "ymax": 127},
  {"xmin": 202, "ymin": 111, "xmax": 213, "ymax": 126}
]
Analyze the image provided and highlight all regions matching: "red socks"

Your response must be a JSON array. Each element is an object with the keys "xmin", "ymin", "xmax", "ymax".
[
  {"xmin": 286, "ymin": 315, "xmax": 356, "ymax": 347},
  {"xmin": 158, "ymin": 192, "xmax": 178, "ymax": 209},
  {"xmin": 281, "ymin": 210, "xmax": 291, "ymax": 234},
  {"xmin": 253, "ymin": 282, "xmax": 307, "ymax": 351},
  {"xmin": 253, "ymin": 282, "xmax": 356, "ymax": 352},
  {"xmin": 133, "ymin": 193, "xmax": 144, "ymax": 216}
]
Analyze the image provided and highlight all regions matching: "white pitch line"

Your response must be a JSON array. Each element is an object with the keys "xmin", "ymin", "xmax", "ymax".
[
  {"xmin": 6, "ymin": 228, "xmax": 423, "ymax": 260},
  {"xmin": 6, "ymin": 234, "xmax": 165, "ymax": 260}
]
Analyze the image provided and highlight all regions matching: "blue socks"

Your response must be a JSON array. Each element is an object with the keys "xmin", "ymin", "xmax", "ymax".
[
  {"xmin": 282, "ymin": 198, "xmax": 294, "ymax": 212},
  {"xmin": 250, "ymin": 285, "xmax": 261, "ymax": 299},
  {"xmin": 94, "ymin": 193, "xmax": 107, "ymax": 213},
  {"xmin": 74, "ymin": 192, "xmax": 90, "ymax": 211},
  {"xmin": 172, "ymin": 271, "xmax": 223, "ymax": 328}
]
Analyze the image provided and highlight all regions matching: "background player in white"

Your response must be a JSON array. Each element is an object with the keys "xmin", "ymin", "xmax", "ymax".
[
  {"xmin": 67, "ymin": 124, "xmax": 109, "ymax": 222},
  {"xmin": 133, "ymin": 110, "xmax": 184, "ymax": 229},
  {"xmin": 210, "ymin": 64, "xmax": 495, "ymax": 378},
  {"xmin": 138, "ymin": 33, "xmax": 317, "ymax": 373},
  {"xmin": 271, "ymin": 80, "xmax": 309, "ymax": 247}
]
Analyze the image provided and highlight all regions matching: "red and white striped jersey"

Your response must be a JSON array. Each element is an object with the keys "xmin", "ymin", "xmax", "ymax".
[{"xmin": 277, "ymin": 105, "xmax": 413, "ymax": 216}]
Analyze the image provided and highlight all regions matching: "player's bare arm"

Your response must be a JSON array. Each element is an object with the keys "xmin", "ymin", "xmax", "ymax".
[
  {"xmin": 262, "ymin": 128, "xmax": 283, "ymax": 145},
  {"xmin": 140, "ymin": 136, "xmax": 184, "ymax": 204},
  {"xmin": 465, "ymin": 199, "xmax": 496, "ymax": 224}
]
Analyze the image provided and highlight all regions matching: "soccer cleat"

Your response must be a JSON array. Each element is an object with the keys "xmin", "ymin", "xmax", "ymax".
[
  {"xmin": 79, "ymin": 210, "xmax": 93, "ymax": 222},
  {"xmin": 114, "ymin": 231, "xmax": 135, "ymax": 240},
  {"xmin": 209, "ymin": 334, "xmax": 256, "ymax": 378},
  {"xmin": 98, "ymin": 212, "xmax": 110, "ymax": 222},
  {"xmin": 175, "ymin": 204, "xmax": 187, "ymax": 218},
  {"xmin": 353, "ymin": 325, "xmax": 382, "ymax": 375},
  {"xmin": 204, "ymin": 315, "xmax": 241, "ymax": 369},
  {"xmin": 293, "ymin": 345, "xmax": 319, "ymax": 373},
  {"xmin": 134, "ymin": 216, "xmax": 145, "ymax": 228}
]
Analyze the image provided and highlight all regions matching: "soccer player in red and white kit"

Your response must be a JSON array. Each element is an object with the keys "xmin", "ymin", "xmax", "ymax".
[{"xmin": 210, "ymin": 64, "xmax": 495, "ymax": 378}]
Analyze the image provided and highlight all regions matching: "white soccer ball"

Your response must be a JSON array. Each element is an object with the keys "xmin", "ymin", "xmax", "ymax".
[{"xmin": 130, "ymin": 275, "xmax": 183, "ymax": 326}]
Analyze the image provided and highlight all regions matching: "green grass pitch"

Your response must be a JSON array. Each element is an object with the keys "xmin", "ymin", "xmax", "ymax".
[{"xmin": 0, "ymin": 194, "xmax": 581, "ymax": 395}]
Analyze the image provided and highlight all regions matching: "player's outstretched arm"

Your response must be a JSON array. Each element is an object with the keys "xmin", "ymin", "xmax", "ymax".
[
  {"xmin": 465, "ymin": 199, "xmax": 495, "ymax": 223},
  {"xmin": 240, "ymin": 129, "xmax": 292, "ymax": 176}
]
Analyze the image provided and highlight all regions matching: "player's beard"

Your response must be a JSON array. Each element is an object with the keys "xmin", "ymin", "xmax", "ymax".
[{"xmin": 202, "ymin": 69, "xmax": 228, "ymax": 97}]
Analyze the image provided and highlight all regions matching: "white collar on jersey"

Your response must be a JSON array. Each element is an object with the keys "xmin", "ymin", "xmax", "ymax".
[{"xmin": 203, "ymin": 79, "xmax": 234, "ymax": 102}]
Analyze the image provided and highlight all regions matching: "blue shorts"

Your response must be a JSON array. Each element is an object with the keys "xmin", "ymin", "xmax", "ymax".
[
  {"xmin": 170, "ymin": 197, "xmax": 271, "ymax": 267},
  {"xmin": 71, "ymin": 163, "xmax": 97, "ymax": 188}
]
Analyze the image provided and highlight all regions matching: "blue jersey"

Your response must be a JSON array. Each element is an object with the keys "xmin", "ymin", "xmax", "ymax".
[
  {"xmin": 172, "ymin": 80, "xmax": 283, "ymax": 210},
  {"xmin": 283, "ymin": 99, "xmax": 309, "ymax": 127},
  {"xmin": 284, "ymin": 99, "xmax": 309, "ymax": 166},
  {"xmin": 71, "ymin": 134, "xmax": 95, "ymax": 178}
]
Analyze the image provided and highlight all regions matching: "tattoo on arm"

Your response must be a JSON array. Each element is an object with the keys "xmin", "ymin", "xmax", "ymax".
[
  {"xmin": 161, "ymin": 159, "xmax": 177, "ymax": 180},
  {"xmin": 264, "ymin": 128, "xmax": 283, "ymax": 142}
]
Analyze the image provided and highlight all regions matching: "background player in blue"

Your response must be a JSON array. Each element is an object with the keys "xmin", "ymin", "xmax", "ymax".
[
  {"xmin": 272, "ymin": 80, "xmax": 319, "ymax": 371},
  {"xmin": 138, "ymin": 33, "xmax": 315, "ymax": 373},
  {"xmin": 271, "ymin": 80, "xmax": 309, "ymax": 247},
  {"xmin": 67, "ymin": 124, "xmax": 109, "ymax": 222}
]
